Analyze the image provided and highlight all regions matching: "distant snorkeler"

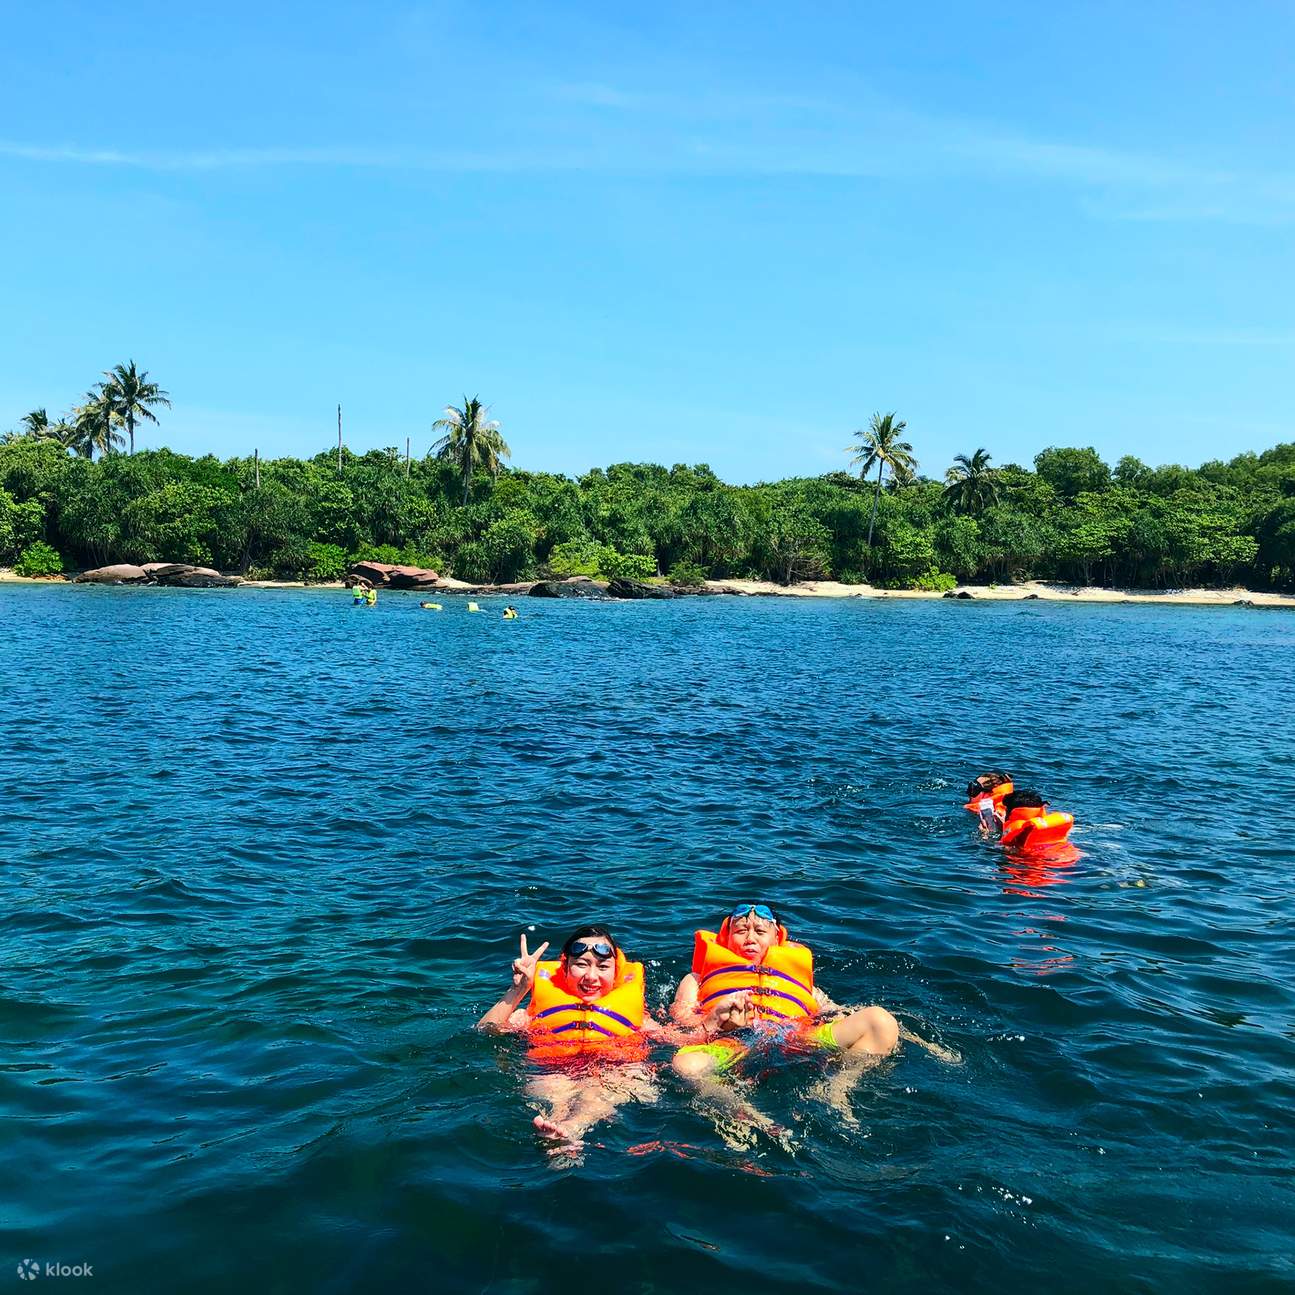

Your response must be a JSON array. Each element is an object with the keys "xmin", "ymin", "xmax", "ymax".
[
  {"xmin": 502, "ymin": 606, "xmax": 518, "ymax": 619},
  {"xmin": 669, "ymin": 904, "xmax": 955, "ymax": 1145}
]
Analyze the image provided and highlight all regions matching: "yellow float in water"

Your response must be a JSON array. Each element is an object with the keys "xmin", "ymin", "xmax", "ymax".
[
  {"xmin": 467, "ymin": 601, "xmax": 481, "ymax": 613},
  {"xmin": 419, "ymin": 602, "xmax": 443, "ymax": 611},
  {"xmin": 503, "ymin": 607, "xmax": 518, "ymax": 619}
]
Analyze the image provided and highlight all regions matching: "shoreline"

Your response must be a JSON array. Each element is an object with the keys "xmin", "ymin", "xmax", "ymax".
[
  {"xmin": 2, "ymin": 569, "xmax": 1293, "ymax": 607},
  {"xmin": 702, "ymin": 578, "xmax": 1295, "ymax": 607}
]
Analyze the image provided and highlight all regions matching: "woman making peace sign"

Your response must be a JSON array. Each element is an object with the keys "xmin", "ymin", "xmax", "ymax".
[{"xmin": 478, "ymin": 925, "xmax": 669, "ymax": 1162}]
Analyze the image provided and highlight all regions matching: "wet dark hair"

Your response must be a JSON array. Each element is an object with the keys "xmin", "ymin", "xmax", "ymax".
[
  {"xmin": 1003, "ymin": 788, "xmax": 1046, "ymax": 812},
  {"xmin": 966, "ymin": 770, "xmax": 1013, "ymax": 798},
  {"xmin": 561, "ymin": 925, "xmax": 618, "ymax": 958}
]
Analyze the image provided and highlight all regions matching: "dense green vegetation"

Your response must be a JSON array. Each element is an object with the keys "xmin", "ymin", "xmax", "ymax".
[{"xmin": 3, "ymin": 376, "xmax": 1294, "ymax": 589}]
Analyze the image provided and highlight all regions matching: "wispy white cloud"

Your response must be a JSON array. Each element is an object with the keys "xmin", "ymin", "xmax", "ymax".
[{"xmin": 4, "ymin": 82, "xmax": 1294, "ymax": 225}]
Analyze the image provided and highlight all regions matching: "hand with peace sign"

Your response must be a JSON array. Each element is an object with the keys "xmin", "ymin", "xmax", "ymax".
[
  {"xmin": 511, "ymin": 932, "xmax": 550, "ymax": 993},
  {"xmin": 477, "ymin": 930, "xmax": 550, "ymax": 1033}
]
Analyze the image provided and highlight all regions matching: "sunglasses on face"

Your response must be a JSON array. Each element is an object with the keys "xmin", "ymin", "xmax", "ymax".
[
  {"xmin": 728, "ymin": 904, "xmax": 776, "ymax": 925},
  {"xmin": 566, "ymin": 941, "xmax": 615, "ymax": 960}
]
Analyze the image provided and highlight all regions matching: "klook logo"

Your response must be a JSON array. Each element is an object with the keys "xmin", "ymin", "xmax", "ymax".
[{"xmin": 14, "ymin": 1261, "xmax": 93, "ymax": 1280}]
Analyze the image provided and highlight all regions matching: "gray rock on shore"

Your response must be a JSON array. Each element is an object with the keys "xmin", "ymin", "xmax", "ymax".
[
  {"xmin": 74, "ymin": 563, "xmax": 240, "ymax": 587},
  {"xmin": 528, "ymin": 579, "xmax": 610, "ymax": 599},
  {"xmin": 75, "ymin": 564, "xmax": 151, "ymax": 584},
  {"xmin": 607, "ymin": 578, "xmax": 677, "ymax": 599}
]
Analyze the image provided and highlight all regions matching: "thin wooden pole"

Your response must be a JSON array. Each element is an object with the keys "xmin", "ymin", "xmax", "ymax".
[
  {"xmin": 254, "ymin": 448, "xmax": 260, "ymax": 489},
  {"xmin": 337, "ymin": 404, "xmax": 343, "ymax": 472},
  {"xmin": 405, "ymin": 437, "xmax": 410, "ymax": 478}
]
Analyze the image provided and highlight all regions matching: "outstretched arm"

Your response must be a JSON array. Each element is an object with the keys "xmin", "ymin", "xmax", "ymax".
[{"xmin": 477, "ymin": 933, "xmax": 549, "ymax": 1032}]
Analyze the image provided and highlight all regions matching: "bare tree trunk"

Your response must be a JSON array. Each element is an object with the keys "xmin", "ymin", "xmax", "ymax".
[{"xmin": 866, "ymin": 460, "xmax": 884, "ymax": 549}]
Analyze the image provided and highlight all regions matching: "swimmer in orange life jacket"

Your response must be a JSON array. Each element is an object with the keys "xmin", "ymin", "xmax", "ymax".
[
  {"xmin": 999, "ymin": 788, "xmax": 1076, "ymax": 853},
  {"xmin": 964, "ymin": 770, "xmax": 1014, "ymax": 834},
  {"xmin": 478, "ymin": 925, "xmax": 675, "ymax": 1163},
  {"xmin": 669, "ymin": 904, "xmax": 904, "ymax": 1137}
]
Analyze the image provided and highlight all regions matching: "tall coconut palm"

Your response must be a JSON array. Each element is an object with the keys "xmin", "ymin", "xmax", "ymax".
[
  {"xmin": 430, "ymin": 396, "xmax": 510, "ymax": 504},
  {"xmin": 847, "ymin": 412, "xmax": 918, "ymax": 548},
  {"xmin": 943, "ymin": 448, "xmax": 1000, "ymax": 515},
  {"xmin": 68, "ymin": 394, "xmax": 124, "ymax": 459},
  {"xmin": 102, "ymin": 360, "xmax": 170, "ymax": 455}
]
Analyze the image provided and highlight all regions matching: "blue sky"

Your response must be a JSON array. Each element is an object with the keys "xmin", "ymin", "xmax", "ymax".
[{"xmin": 2, "ymin": 1, "xmax": 1293, "ymax": 482}]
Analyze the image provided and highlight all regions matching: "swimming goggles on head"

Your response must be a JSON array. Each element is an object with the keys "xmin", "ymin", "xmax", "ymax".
[
  {"xmin": 728, "ymin": 904, "xmax": 777, "ymax": 924},
  {"xmin": 566, "ymin": 940, "xmax": 615, "ymax": 960}
]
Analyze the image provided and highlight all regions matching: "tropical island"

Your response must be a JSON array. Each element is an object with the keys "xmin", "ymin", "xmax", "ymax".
[{"xmin": 2, "ymin": 362, "xmax": 1294, "ymax": 603}]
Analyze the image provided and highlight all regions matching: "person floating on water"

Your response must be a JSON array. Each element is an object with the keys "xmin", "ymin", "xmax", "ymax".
[
  {"xmin": 964, "ymin": 769, "xmax": 1014, "ymax": 834},
  {"xmin": 963, "ymin": 775, "xmax": 1078, "ymax": 858},
  {"xmin": 999, "ymin": 788, "xmax": 1076, "ymax": 855},
  {"xmin": 479, "ymin": 926, "xmax": 692, "ymax": 1165},
  {"xmin": 503, "ymin": 606, "xmax": 518, "ymax": 619},
  {"xmin": 670, "ymin": 903, "xmax": 937, "ymax": 1142},
  {"xmin": 419, "ymin": 601, "xmax": 442, "ymax": 611}
]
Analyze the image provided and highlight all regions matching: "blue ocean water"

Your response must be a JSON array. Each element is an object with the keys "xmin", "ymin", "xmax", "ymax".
[{"xmin": 2, "ymin": 586, "xmax": 1293, "ymax": 1293}]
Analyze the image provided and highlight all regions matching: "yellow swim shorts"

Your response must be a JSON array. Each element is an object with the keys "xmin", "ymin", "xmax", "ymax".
[{"xmin": 676, "ymin": 1040, "xmax": 746, "ymax": 1074}]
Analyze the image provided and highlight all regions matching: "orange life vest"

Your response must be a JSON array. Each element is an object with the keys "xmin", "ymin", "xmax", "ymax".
[
  {"xmin": 1001, "ymin": 806, "xmax": 1075, "ymax": 852},
  {"xmin": 525, "ymin": 950, "xmax": 646, "ymax": 1062},
  {"xmin": 964, "ymin": 780, "xmax": 1014, "ymax": 813},
  {"xmin": 691, "ymin": 922, "xmax": 817, "ymax": 1021}
]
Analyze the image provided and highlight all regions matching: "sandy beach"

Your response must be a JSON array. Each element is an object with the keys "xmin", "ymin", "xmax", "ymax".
[
  {"xmin": 3, "ymin": 568, "xmax": 1292, "ymax": 606},
  {"xmin": 703, "ymin": 578, "xmax": 1295, "ymax": 607}
]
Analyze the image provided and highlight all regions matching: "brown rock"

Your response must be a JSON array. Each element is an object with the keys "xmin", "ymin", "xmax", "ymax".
[
  {"xmin": 74, "ymin": 564, "xmax": 149, "ymax": 584},
  {"xmin": 349, "ymin": 561, "xmax": 398, "ymax": 586},
  {"xmin": 385, "ymin": 565, "xmax": 441, "ymax": 589}
]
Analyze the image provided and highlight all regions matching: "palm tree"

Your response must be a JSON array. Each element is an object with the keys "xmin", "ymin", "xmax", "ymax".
[
  {"xmin": 430, "ymin": 396, "xmax": 510, "ymax": 504},
  {"xmin": 3, "ymin": 410, "xmax": 53, "ymax": 444},
  {"xmin": 102, "ymin": 360, "xmax": 170, "ymax": 455},
  {"xmin": 943, "ymin": 448, "xmax": 1000, "ymax": 515},
  {"xmin": 19, "ymin": 409, "xmax": 55, "ymax": 439},
  {"xmin": 68, "ymin": 394, "xmax": 124, "ymax": 459},
  {"xmin": 847, "ymin": 412, "xmax": 918, "ymax": 548}
]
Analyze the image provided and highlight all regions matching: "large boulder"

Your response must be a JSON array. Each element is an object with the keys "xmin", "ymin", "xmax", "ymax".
[
  {"xmin": 943, "ymin": 589, "xmax": 975, "ymax": 599},
  {"xmin": 75, "ymin": 564, "xmax": 149, "ymax": 584},
  {"xmin": 385, "ymin": 565, "xmax": 441, "ymax": 589},
  {"xmin": 157, "ymin": 567, "xmax": 240, "ymax": 588},
  {"xmin": 528, "ymin": 579, "xmax": 609, "ymax": 599},
  {"xmin": 349, "ymin": 561, "xmax": 399, "ymax": 587},
  {"xmin": 608, "ymin": 578, "xmax": 676, "ymax": 600}
]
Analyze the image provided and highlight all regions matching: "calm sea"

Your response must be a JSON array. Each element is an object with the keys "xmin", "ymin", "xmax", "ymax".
[{"xmin": 2, "ymin": 586, "xmax": 1292, "ymax": 1293}]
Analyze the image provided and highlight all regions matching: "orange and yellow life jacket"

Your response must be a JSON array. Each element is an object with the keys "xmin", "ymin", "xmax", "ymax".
[
  {"xmin": 691, "ymin": 921, "xmax": 817, "ymax": 1021},
  {"xmin": 964, "ymin": 780, "xmax": 1014, "ymax": 813},
  {"xmin": 525, "ymin": 950, "xmax": 646, "ymax": 1062},
  {"xmin": 1000, "ymin": 805, "xmax": 1075, "ymax": 852}
]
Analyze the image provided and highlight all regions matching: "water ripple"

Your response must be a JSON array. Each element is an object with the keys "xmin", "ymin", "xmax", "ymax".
[{"xmin": 1, "ymin": 588, "xmax": 1293, "ymax": 1291}]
